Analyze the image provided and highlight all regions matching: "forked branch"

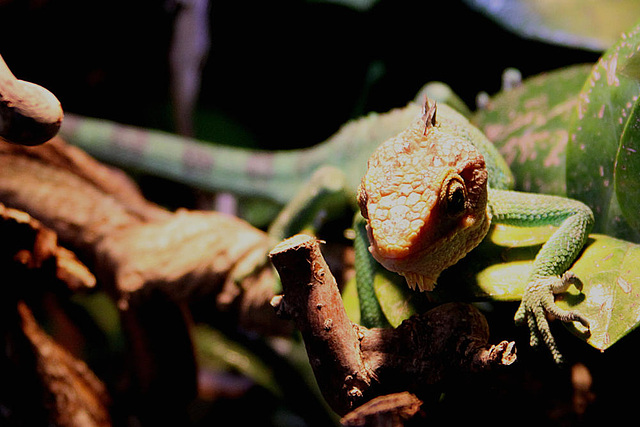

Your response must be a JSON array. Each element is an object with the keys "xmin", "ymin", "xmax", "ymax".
[{"xmin": 269, "ymin": 234, "xmax": 516, "ymax": 417}]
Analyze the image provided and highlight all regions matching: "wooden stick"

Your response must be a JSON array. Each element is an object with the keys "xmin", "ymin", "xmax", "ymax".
[
  {"xmin": 0, "ymin": 55, "xmax": 63, "ymax": 145},
  {"xmin": 270, "ymin": 234, "xmax": 517, "ymax": 416},
  {"xmin": 269, "ymin": 234, "xmax": 374, "ymax": 415}
]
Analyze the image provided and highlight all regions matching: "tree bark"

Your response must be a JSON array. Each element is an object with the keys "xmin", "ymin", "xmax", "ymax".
[
  {"xmin": 0, "ymin": 202, "xmax": 109, "ymax": 426},
  {"xmin": 0, "ymin": 54, "xmax": 63, "ymax": 145},
  {"xmin": 0, "ymin": 137, "xmax": 288, "ymax": 422},
  {"xmin": 270, "ymin": 234, "xmax": 516, "ymax": 417}
]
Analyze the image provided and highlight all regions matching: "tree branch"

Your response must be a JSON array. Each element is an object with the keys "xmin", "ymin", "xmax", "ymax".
[
  {"xmin": 0, "ymin": 54, "xmax": 63, "ymax": 146},
  {"xmin": 269, "ymin": 234, "xmax": 516, "ymax": 416},
  {"xmin": 0, "ymin": 137, "xmax": 289, "ymax": 422}
]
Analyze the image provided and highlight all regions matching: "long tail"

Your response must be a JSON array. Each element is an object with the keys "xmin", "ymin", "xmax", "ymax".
[
  {"xmin": 60, "ymin": 114, "xmax": 320, "ymax": 204},
  {"xmin": 59, "ymin": 105, "xmax": 421, "ymax": 204}
]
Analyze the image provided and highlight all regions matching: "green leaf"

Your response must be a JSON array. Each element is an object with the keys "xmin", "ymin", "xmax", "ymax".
[
  {"xmin": 558, "ymin": 234, "xmax": 640, "ymax": 351},
  {"xmin": 349, "ymin": 221, "xmax": 640, "ymax": 352},
  {"xmin": 472, "ymin": 64, "xmax": 592, "ymax": 196},
  {"xmin": 342, "ymin": 276, "xmax": 361, "ymax": 324},
  {"xmin": 616, "ymin": 95, "xmax": 640, "ymax": 234},
  {"xmin": 567, "ymin": 21, "xmax": 640, "ymax": 241},
  {"xmin": 470, "ymin": 226, "xmax": 640, "ymax": 351},
  {"xmin": 463, "ymin": 0, "xmax": 640, "ymax": 51},
  {"xmin": 372, "ymin": 270, "xmax": 424, "ymax": 328},
  {"xmin": 342, "ymin": 269, "xmax": 430, "ymax": 328},
  {"xmin": 193, "ymin": 324, "xmax": 280, "ymax": 396}
]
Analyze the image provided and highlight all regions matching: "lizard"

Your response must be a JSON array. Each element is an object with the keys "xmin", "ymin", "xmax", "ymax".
[
  {"xmin": 357, "ymin": 99, "xmax": 594, "ymax": 363},
  {"xmin": 59, "ymin": 88, "xmax": 593, "ymax": 363},
  {"xmin": 58, "ymin": 81, "xmax": 469, "ymax": 213}
]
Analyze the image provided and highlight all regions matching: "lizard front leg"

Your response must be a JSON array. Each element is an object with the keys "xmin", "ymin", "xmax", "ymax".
[
  {"xmin": 226, "ymin": 166, "xmax": 350, "ymax": 296},
  {"xmin": 353, "ymin": 213, "xmax": 392, "ymax": 328},
  {"xmin": 488, "ymin": 189, "xmax": 594, "ymax": 363},
  {"xmin": 267, "ymin": 165, "xmax": 349, "ymax": 243}
]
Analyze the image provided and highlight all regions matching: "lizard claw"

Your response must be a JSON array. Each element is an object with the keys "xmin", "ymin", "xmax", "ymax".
[{"xmin": 514, "ymin": 272, "xmax": 590, "ymax": 364}]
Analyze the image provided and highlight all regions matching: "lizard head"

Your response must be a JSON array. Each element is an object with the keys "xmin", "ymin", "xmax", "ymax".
[{"xmin": 357, "ymin": 100, "xmax": 491, "ymax": 291}]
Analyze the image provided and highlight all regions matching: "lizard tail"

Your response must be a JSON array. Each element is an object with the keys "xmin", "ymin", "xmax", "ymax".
[{"xmin": 59, "ymin": 114, "xmax": 313, "ymax": 204}]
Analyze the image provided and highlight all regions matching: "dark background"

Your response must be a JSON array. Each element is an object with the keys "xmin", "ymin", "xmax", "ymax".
[
  {"xmin": 0, "ymin": 0, "xmax": 600, "ymax": 151},
  {"xmin": 3, "ymin": 2, "xmax": 629, "ymax": 425}
]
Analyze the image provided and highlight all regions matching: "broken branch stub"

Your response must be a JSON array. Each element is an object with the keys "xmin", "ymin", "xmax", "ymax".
[
  {"xmin": 269, "ymin": 234, "xmax": 516, "ymax": 416},
  {"xmin": 269, "ymin": 234, "xmax": 373, "ymax": 415},
  {"xmin": 0, "ymin": 55, "xmax": 63, "ymax": 146},
  {"xmin": 0, "ymin": 202, "xmax": 96, "ymax": 292},
  {"xmin": 340, "ymin": 392, "xmax": 424, "ymax": 427}
]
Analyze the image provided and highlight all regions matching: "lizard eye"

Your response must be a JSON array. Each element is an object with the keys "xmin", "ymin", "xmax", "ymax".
[{"xmin": 444, "ymin": 178, "xmax": 466, "ymax": 216}]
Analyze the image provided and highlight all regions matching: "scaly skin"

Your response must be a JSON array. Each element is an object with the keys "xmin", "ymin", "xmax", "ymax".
[
  {"xmin": 60, "ymin": 87, "xmax": 593, "ymax": 362},
  {"xmin": 358, "ymin": 100, "xmax": 594, "ymax": 363},
  {"xmin": 60, "ymin": 105, "xmax": 422, "ymax": 205}
]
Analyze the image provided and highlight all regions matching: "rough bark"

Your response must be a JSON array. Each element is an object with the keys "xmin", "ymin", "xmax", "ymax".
[
  {"xmin": 0, "ymin": 202, "xmax": 110, "ymax": 426},
  {"xmin": 270, "ymin": 234, "xmax": 516, "ymax": 417},
  {"xmin": 0, "ymin": 137, "xmax": 287, "ymax": 422},
  {"xmin": 0, "ymin": 54, "xmax": 63, "ymax": 145},
  {"xmin": 0, "ymin": 136, "xmax": 284, "ymax": 331},
  {"xmin": 17, "ymin": 302, "xmax": 112, "ymax": 426},
  {"xmin": 340, "ymin": 392, "xmax": 423, "ymax": 427}
]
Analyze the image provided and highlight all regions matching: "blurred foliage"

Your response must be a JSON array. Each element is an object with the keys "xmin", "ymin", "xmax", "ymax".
[
  {"xmin": 472, "ymin": 64, "xmax": 592, "ymax": 196},
  {"xmin": 463, "ymin": 0, "xmax": 640, "ymax": 51}
]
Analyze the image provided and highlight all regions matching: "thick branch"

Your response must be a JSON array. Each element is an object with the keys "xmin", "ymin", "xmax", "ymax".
[
  {"xmin": 270, "ymin": 234, "xmax": 374, "ymax": 415},
  {"xmin": 0, "ymin": 138, "xmax": 288, "ymax": 421},
  {"xmin": 0, "ymin": 55, "xmax": 63, "ymax": 145},
  {"xmin": 270, "ymin": 234, "xmax": 516, "ymax": 416},
  {"xmin": 0, "ymin": 137, "xmax": 282, "ymax": 332},
  {"xmin": 17, "ymin": 302, "xmax": 111, "ymax": 426}
]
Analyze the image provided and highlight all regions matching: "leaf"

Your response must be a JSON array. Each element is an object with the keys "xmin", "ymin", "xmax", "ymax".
[
  {"xmin": 567, "ymin": 21, "xmax": 640, "ymax": 241},
  {"xmin": 342, "ymin": 269, "xmax": 430, "ymax": 328},
  {"xmin": 342, "ymin": 275, "xmax": 361, "ymax": 324},
  {"xmin": 615, "ymin": 96, "xmax": 640, "ymax": 234},
  {"xmin": 472, "ymin": 64, "xmax": 592, "ymax": 196},
  {"xmin": 308, "ymin": 0, "xmax": 379, "ymax": 11},
  {"xmin": 348, "ymin": 223, "xmax": 640, "ymax": 352},
  {"xmin": 193, "ymin": 324, "xmax": 280, "ymax": 396},
  {"xmin": 471, "ymin": 226, "xmax": 640, "ymax": 351},
  {"xmin": 558, "ymin": 234, "xmax": 640, "ymax": 351},
  {"xmin": 372, "ymin": 270, "xmax": 428, "ymax": 328},
  {"xmin": 463, "ymin": 0, "xmax": 640, "ymax": 51}
]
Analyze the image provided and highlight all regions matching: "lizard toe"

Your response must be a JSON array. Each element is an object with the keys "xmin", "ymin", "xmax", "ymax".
[{"xmin": 516, "ymin": 275, "xmax": 589, "ymax": 364}]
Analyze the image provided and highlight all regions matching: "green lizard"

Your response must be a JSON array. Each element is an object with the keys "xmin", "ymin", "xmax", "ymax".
[
  {"xmin": 357, "ymin": 100, "xmax": 593, "ymax": 363},
  {"xmin": 59, "ymin": 93, "xmax": 593, "ymax": 363},
  {"xmin": 60, "ymin": 105, "xmax": 422, "ymax": 207}
]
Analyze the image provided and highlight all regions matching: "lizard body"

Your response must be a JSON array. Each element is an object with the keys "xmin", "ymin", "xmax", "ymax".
[
  {"xmin": 61, "ymin": 93, "xmax": 593, "ymax": 362},
  {"xmin": 358, "ymin": 100, "xmax": 593, "ymax": 362}
]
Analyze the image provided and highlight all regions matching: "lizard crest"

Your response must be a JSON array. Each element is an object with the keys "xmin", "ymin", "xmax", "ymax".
[{"xmin": 357, "ymin": 100, "xmax": 491, "ymax": 291}]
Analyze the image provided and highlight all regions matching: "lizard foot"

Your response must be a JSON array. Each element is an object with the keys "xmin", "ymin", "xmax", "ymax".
[{"xmin": 514, "ymin": 272, "xmax": 590, "ymax": 364}]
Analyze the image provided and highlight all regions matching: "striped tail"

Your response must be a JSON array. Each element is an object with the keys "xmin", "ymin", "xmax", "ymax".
[
  {"xmin": 60, "ymin": 114, "xmax": 320, "ymax": 204},
  {"xmin": 60, "ymin": 105, "xmax": 421, "ymax": 204}
]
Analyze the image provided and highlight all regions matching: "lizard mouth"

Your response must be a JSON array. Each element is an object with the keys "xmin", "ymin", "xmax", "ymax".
[{"xmin": 366, "ymin": 206, "xmax": 491, "ymax": 293}]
